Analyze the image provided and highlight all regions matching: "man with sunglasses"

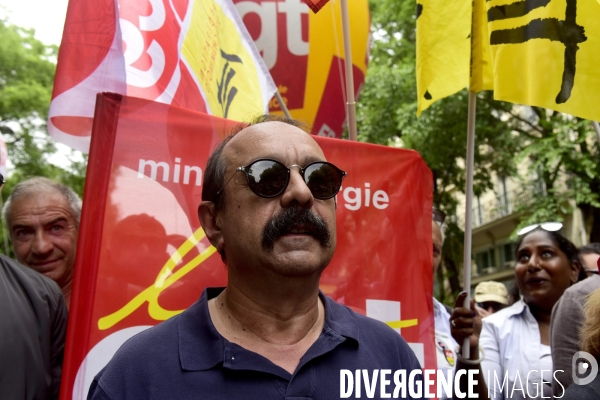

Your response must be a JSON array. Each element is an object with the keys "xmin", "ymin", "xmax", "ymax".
[{"xmin": 88, "ymin": 115, "xmax": 425, "ymax": 399}]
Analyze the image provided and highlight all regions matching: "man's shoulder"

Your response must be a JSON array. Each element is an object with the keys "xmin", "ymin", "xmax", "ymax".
[
  {"xmin": 324, "ymin": 296, "xmax": 418, "ymax": 359},
  {"xmin": 564, "ymin": 275, "xmax": 600, "ymax": 297},
  {"xmin": 325, "ymin": 296, "xmax": 399, "ymax": 336},
  {"xmin": 109, "ymin": 313, "xmax": 182, "ymax": 363},
  {"xmin": 0, "ymin": 254, "xmax": 63, "ymax": 302},
  {"xmin": 96, "ymin": 295, "xmax": 210, "ymax": 375},
  {"xmin": 92, "ymin": 314, "xmax": 183, "ymax": 393},
  {"xmin": 553, "ymin": 276, "xmax": 600, "ymax": 319}
]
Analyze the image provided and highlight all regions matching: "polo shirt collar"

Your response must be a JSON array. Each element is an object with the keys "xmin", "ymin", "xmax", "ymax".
[
  {"xmin": 178, "ymin": 287, "xmax": 360, "ymax": 372},
  {"xmin": 320, "ymin": 291, "xmax": 359, "ymax": 343},
  {"xmin": 178, "ymin": 287, "xmax": 226, "ymax": 371}
]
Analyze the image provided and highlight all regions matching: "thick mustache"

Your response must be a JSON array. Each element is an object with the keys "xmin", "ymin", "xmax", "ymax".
[{"xmin": 262, "ymin": 207, "xmax": 331, "ymax": 250}]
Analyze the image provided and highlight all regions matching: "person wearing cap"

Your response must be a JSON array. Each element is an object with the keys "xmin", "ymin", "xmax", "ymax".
[
  {"xmin": 474, "ymin": 281, "xmax": 508, "ymax": 318},
  {"xmin": 551, "ymin": 253, "xmax": 600, "ymax": 397}
]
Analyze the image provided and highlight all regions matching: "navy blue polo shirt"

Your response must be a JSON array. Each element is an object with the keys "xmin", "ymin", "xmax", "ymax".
[{"xmin": 89, "ymin": 288, "xmax": 425, "ymax": 399}]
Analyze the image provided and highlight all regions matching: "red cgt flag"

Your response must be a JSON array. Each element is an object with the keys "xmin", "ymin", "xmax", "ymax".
[
  {"xmin": 61, "ymin": 93, "xmax": 436, "ymax": 399},
  {"xmin": 301, "ymin": 0, "xmax": 330, "ymax": 13}
]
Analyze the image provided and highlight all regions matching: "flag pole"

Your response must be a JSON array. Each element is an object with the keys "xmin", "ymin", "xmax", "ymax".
[
  {"xmin": 274, "ymin": 90, "xmax": 292, "ymax": 120},
  {"xmin": 462, "ymin": 90, "xmax": 477, "ymax": 358},
  {"xmin": 339, "ymin": 0, "xmax": 357, "ymax": 141}
]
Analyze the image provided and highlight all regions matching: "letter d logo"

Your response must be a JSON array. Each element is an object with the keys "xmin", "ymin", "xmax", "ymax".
[{"xmin": 572, "ymin": 351, "xmax": 599, "ymax": 385}]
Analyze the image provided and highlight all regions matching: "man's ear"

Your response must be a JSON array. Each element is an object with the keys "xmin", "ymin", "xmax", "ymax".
[
  {"xmin": 571, "ymin": 259, "xmax": 582, "ymax": 284},
  {"xmin": 198, "ymin": 201, "xmax": 224, "ymax": 255}
]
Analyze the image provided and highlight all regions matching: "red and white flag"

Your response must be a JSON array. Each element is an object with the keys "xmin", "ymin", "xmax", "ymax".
[{"xmin": 49, "ymin": 0, "xmax": 277, "ymax": 152}]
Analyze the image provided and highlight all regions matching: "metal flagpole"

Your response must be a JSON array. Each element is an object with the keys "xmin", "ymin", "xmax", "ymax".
[
  {"xmin": 339, "ymin": 0, "xmax": 357, "ymax": 141},
  {"xmin": 461, "ymin": 90, "xmax": 477, "ymax": 358}
]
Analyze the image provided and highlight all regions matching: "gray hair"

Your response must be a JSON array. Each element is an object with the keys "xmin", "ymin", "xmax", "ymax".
[{"xmin": 3, "ymin": 177, "xmax": 82, "ymax": 228}]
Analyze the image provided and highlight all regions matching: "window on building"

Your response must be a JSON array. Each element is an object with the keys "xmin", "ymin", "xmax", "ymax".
[
  {"xmin": 475, "ymin": 248, "xmax": 497, "ymax": 275},
  {"xmin": 475, "ymin": 242, "xmax": 517, "ymax": 276},
  {"xmin": 500, "ymin": 242, "xmax": 517, "ymax": 269}
]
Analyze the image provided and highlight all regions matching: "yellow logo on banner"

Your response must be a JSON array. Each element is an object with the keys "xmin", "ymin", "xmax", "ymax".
[
  {"xmin": 386, "ymin": 319, "xmax": 419, "ymax": 329},
  {"xmin": 181, "ymin": 0, "xmax": 265, "ymax": 121},
  {"xmin": 98, "ymin": 227, "xmax": 215, "ymax": 330}
]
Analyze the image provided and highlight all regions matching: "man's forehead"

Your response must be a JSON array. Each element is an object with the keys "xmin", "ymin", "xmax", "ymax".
[
  {"xmin": 11, "ymin": 190, "xmax": 72, "ymax": 220},
  {"xmin": 224, "ymin": 121, "xmax": 324, "ymax": 162}
]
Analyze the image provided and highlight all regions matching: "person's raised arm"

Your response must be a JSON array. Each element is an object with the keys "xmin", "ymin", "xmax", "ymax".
[{"xmin": 450, "ymin": 292, "xmax": 490, "ymax": 400}]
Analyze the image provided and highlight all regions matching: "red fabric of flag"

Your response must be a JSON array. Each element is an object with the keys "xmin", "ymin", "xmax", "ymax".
[{"xmin": 302, "ymin": 0, "xmax": 330, "ymax": 13}]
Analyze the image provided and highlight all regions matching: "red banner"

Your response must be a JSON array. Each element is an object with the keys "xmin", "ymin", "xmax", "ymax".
[{"xmin": 61, "ymin": 93, "xmax": 435, "ymax": 399}]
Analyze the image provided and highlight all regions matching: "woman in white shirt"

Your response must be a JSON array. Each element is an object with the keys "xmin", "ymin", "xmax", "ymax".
[{"xmin": 451, "ymin": 225, "xmax": 585, "ymax": 400}]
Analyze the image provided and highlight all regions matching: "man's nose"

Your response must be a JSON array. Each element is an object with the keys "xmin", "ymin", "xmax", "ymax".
[
  {"xmin": 31, "ymin": 232, "xmax": 53, "ymax": 255},
  {"xmin": 280, "ymin": 167, "xmax": 314, "ymax": 208}
]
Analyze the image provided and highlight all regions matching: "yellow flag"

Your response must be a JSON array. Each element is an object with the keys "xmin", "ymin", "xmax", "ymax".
[
  {"xmin": 469, "ymin": 0, "xmax": 494, "ymax": 92},
  {"xmin": 416, "ymin": 0, "xmax": 470, "ymax": 116},
  {"xmin": 485, "ymin": 0, "xmax": 600, "ymax": 121},
  {"xmin": 181, "ymin": 0, "xmax": 276, "ymax": 121}
]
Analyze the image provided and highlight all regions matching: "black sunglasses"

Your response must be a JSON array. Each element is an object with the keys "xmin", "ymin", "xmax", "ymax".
[
  {"xmin": 216, "ymin": 159, "xmax": 347, "ymax": 200},
  {"xmin": 477, "ymin": 302, "xmax": 506, "ymax": 313},
  {"xmin": 433, "ymin": 207, "xmax": 446, "ymax": 225}
]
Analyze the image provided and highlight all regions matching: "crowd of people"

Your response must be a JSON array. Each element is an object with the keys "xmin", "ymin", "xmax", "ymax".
[
  {"xmin": 2, "ymin": 115, "xmax": 600, "ymax": 399},
  {"xmin": 448, "ymin": 224, "xmax": 600, "ymax": 399}
]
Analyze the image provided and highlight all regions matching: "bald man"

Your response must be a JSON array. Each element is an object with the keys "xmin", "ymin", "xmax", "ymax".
[{"xmin": 88, "ymin": 115, "xmax": 425, "ymax": 399}]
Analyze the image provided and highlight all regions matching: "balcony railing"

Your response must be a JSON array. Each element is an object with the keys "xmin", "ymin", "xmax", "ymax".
[{"xmin": 457, "ymin": 181, "xmax": 545, "ymax": 229}]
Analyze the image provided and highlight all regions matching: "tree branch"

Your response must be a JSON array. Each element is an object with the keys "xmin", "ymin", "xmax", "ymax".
[{"xmin": 505, "ymin": 110, "xmax": 544, "ymax": 135}]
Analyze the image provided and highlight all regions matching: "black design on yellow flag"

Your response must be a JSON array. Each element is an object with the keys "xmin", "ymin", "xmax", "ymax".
[
  {"xmin": 217, "ymin": 50, "xmax": 243, "ymax": 118},
  {"xmin": 416, "ymin": 0, "xmax": 600, "ymax": 121},
  {"xmin": 488, "ymin": 0, "xmax": 551, "ymax": 21},
  {"xmin": 488, "ymin": 0, "xmax": 587, "ymax": 105}
]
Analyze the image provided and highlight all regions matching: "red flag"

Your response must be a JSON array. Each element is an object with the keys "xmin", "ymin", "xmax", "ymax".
[
  {"xmin": 62, "ymin": 93, "xmax": 435, "ymax": 399},
  {"xmin": 49, "ymin": 0, "xmax": 277, "ymax": 152},
  {"xmin": 301, "ymin": 0, "xmax": 329, "ymax": 13}
]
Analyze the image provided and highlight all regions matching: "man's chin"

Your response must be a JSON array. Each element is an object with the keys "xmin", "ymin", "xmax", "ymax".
[
  {"xmin": 28, "ymin": 262, "xmax": 62, "ymax": 280},
  {"xmin": 269, "ymin": 247, "xmax": 334, "ymax": 274}
]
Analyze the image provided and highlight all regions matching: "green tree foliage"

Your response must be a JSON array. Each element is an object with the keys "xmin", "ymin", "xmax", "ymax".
[
  {"xmin": 359, "ymin": 0, "xmax": 600, "ymax": 301},
  {"xmin": 359, "ymin": 0, "xmax": 520, "ymax": 301},
  {"xmin": 0, "ymin": 18, "xmax": 87, "ymax": 256},
  {"xmin": 509, "ymin": 109, "xmax": 600, "ymax": 241}
]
